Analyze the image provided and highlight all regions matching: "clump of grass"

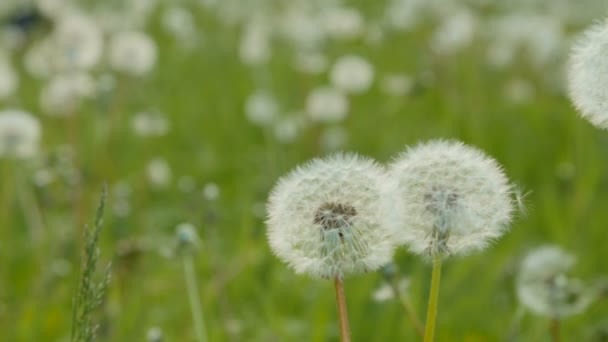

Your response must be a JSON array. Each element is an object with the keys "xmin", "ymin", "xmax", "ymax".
[{"xmin": 70, "ymin": 184, "xmax": 111, "ymax": 342}]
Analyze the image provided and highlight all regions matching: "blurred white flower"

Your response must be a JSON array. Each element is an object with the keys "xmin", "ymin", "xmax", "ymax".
[
  {"xmin": 24, "ymin": 38, "xmax": 56, "ymax": 78},
  {"xmin": 245, "ymin": 91, "xmax": 279, "ymax": 126},
  {"xmin": 278, "ymin": 8, "xmax": 325, "ymax": 50},
  {"xmin": 568, "ymin": 18, "xmax": 608, "ymax": 129},
  {"xmin": 147, "ymin": 157, "xmax": 172, "ymax": 189},
  {"xmin": 109, "ymin": 30, "xmax": 158, "ymax": 76},
  {"xmin": 239, "ymin": 17, "xmax": 271, "ymax": 66},
  {"xmin": 162, "ymin": 5, "xmax": 198, "ymax": 47},
  {"xmin": 486, "ymin": 14, "xmax": 564, "ymax": 69},
  {"xmin": 330, "ymin": 55, "xmax": 375, "ymax": 94},
  {"xmin": 40, "ymin": 72, "xmax": 95, "ymax": 116},
  {"xmin": 517, "ymin": 246, "xmax": 594, "ymax": 318},
  {"xmin": 52, "ymin": 13, "xmax": 103, "ymax": 71},
  {"xmin": 266, "ymin": 153, "xmax": 401, "ymax": 279},
  {"xmin": 175, "ymin": 222, "xmax": 200, "ymax": 253},
  {"xmin": 431, "ymin": 9, "xmax": 477, "ymax": 56},
  {"xmin": 0, "ymin": 109, "xmax": 41, "ymax": 159},
  {"xmin": 306, "ymin": 86, "xmax": 349, "ymax": 123},
  {"xmin": 202, "ymin": 182, "xmax": 220, "ymax": 201},
  {"xmin": 321, "ymin": 6, "xmax": 364, "ymax": 40},
  {"xmin": 273, "ymin": 114, "xmax": 303, "ymax": 144},
  {"xmin": 372, "ymin": 277, "xmax": 410, "ymax": 302},
  {"xmin": 131, "ymin": 110, "xmax": 170, "ymax": 137},
  {"xmin": 36, "ymin": 0, "xmax": 76, "ymax": 19},
  {"xmin": 389, "ymin": 140, "xmax": 514, "ymax": 256},
  {"xmin": 293, "ymin": 52, "xmax": 328, "ymax": 75},
  {"xmin": 146, "ymin": 326, "xmax": 163, "ymax": 342},
  {"xmin": 0, "ymin": 56, "xmax": 18, "ymax": 99},
  {"xmin": 380, "ymin": 73, "xmax": 413, "ymax": 97}
]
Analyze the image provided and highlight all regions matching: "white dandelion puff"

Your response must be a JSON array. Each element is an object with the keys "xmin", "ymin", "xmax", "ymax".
[
  {"xmin": 244, "ymin": 91, "xmax": 279, "ymax": 126},
  {"xmin": 389, "ymin": 140, "xmax": 515, "ymax": 257},
  {"xmin": 266, "ymin": 153, "xmax": 401, "ymax": 279},
  {"xmin": 517, "ymin": 246, "xmax": 595, "ymax": 318},
  {"xmin": 330, "ymin": 55, "xmax": 375, "ymax": 94},
  {"xmin": 0, "ymin": 109, "xmax": 42, "ymax": 159},
  {"xmin": 109, "ymin": 30, "xmax": 158, "ymax": 76},
  {"xmin": 306, "ymin": 86, "xmax": 349, "ymax": 123},
  {"xmin": 567, "ymin": 18, "xmax": 608, "ymax": 129}
]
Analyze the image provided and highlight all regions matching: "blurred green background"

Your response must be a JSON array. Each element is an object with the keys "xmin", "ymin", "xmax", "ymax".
[{"xmin": 0, "ymin": 0, "xmax": 607, "ymax": 341}]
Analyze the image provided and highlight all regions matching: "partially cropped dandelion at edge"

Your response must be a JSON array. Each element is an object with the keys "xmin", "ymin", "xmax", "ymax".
[
  {"xmin": 266, "ymin": 153, "xmax": 401, "ymax": 342},
  {"xmin": 389, "ymin": 140, "xmax": 516, "ymax": 342},
  {"xmin": 567, "ymin": 18, "xmax": 608, "ymax": 129}
]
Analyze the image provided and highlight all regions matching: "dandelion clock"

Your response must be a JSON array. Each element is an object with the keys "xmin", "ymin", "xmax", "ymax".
[{"xmin": 266, "ymin": 153, "xmax": 401, "ymax": 341}]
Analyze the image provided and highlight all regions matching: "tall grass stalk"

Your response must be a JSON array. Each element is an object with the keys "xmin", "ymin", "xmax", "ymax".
[{"xmin": 70, "ymin": 184, "xmax": 111, "ymax": 342}]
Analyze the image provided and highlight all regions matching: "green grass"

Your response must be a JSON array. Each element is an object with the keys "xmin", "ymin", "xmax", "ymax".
[{"xmin": 1, "ymin": 2, "xmax": 607, "ymax": 341}]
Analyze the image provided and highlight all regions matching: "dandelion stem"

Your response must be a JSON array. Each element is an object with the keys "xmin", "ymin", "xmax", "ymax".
[
  {"xmin": 13, "ymin": 162, "xmax": 45, "ymax": 242},
  {"xmin": 334, "ymin": 276, "xmax": 351, "ymax": 342},
  {"xmin": 424, "ymin": 253, "xmax": 442, "ymax": 342},
  {"xmin": 550, "ymin": 318, "xmax": 560, "ymax": 342},
  {"xmin": 182, "ymin": 254, "xmax": 208, "ymax": 342},
  {"xmin": 389, "ymin": 279, "xmax": 424, "ymax": 338}
]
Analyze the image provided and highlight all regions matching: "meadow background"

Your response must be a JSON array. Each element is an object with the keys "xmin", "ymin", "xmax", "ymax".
[{"xmin": 0, "ymin": 0, "xmax": 607, "ymax": 341}]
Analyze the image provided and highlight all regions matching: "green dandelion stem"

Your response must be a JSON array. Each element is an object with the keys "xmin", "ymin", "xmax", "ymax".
[
  {"xmin": 550, "ymin": 318, "xmax": 560, "ymax": 342},
  {"xmin": 182, "ymin": 254, "xmax": 208, "ymax": 342},
  {"xmin": 389, "ymin": 279, "xmax": 424, "ymax": 338},
  {"xmin": 334, "ymin": 277, "xmax": 351, "ymax": 342},
  {"xmin": 424, "ymin": 253, "xmax": 442, "ymax": 342}
]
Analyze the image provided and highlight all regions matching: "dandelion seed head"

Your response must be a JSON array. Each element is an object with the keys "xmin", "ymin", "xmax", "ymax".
[
  {"xmin": 0, "ymin": 56, "xmax": 18, "ymax": 99},
  {"xmin": 245, "ymin": 91, "xmax": 279, "ymax": 126},
  {"xmin": 330, "ymin": 55, "xmax": 375, "ymax": 94},
  {"xmin": 517, "ymin": 246, "xmax": 594, "ymax": 318},
  {"xmin": 175, "ymin": 222, "xmax": 200, "ymax": 253},
  {"xmin": 266, "ymin": 153, "xmax": 401, "ymax": 279},
  {"xmin": 306, "ymin": 86, "xmax": 349, "ymax": 123},
  {"xmin": 389, "ymin": 140, "xmax": 514, "ymax": 256},
  {"xmin": 109, "ymin": 30, "xmax": 158, "ymax": 76},
  {"xmin": 568, "ymin": 18, "xmax": 608, "ymax": 129},
  {"xmin": 0, "ymin": 109, "xmax": 41, "ymax": 159}
]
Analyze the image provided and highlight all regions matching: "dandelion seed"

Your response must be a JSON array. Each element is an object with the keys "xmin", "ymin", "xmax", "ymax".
[
  {"xmin": 390, "ymin": 140, "xmax": 515, "ymax": 257},
  {"xmin": 266, "ymin": 153, "xmax": 401, "ymax": 279}
]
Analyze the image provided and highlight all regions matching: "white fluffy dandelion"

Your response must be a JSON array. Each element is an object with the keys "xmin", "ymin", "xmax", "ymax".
[
  {"xmin": 266, "ymin": 153, "xmax": 401, "ymax": 279},
  {"xmin": 330, "ymin": 55, "xmax": 375, "ymax": 94},
  {"xmin": 517, "ymin": 246, "xmax": 594, "ymax": 318},
  {"xmin": 109, "ymin": 30, "xmax": 158, "ymax": 76},
  {"xmin": 568, "ymin": 18, "xmax": 608, "ymax": 129},
  {"xmin": 306, "ymin": 86, "xmax": 349, "ymax": 123},
  {"xmin": 389, "ymin": 140, "xmax": 514, "ymax": 257},
  {"xmin": 0, "ymin": 109, "xmax": 42, "ymax": 159}
]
